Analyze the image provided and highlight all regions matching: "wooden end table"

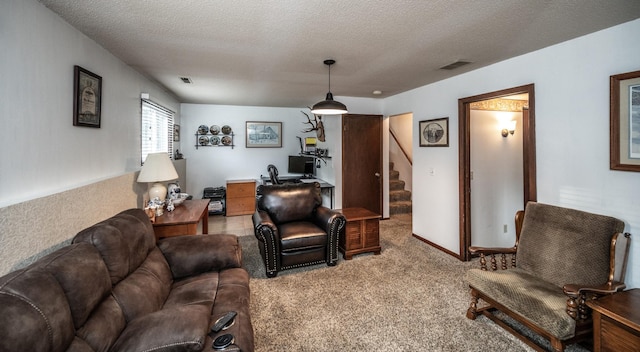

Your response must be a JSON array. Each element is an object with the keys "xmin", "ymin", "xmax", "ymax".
[
  {"xmin": 586, "ymin": 288, "xmax": 640, "ymax": 352},
  {"xmin": 338, "ymin": 207, "xmax": 381, "ymax": 260},
  {"xmin": 152, "ymin": 199, "xmax": 209, "ymax": 241}
]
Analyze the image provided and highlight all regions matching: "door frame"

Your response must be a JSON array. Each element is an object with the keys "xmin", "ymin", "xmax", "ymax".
[{"xmin": 458, "ymin": 84, "xmax": 537, "ymax": 261}]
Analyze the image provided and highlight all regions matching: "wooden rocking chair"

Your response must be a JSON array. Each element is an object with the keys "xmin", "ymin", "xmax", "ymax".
[{"xmin": 465, "ymin": 202, "xmax": 631, "ymax": 352}]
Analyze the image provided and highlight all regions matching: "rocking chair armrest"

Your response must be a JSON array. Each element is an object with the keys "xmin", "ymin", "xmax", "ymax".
[
  {"xmin": 563, "ymin": 281, "xmax": 626, "ymax": 321},
  {"xmin": 468, "ymin": 246, "xmax": 517, "ymax": 256},
  {"xmin": 563, "ymin": 281, "xmax": 627, "ymax": 298}
]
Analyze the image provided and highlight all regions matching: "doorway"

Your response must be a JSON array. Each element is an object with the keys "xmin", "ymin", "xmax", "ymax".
[
  {"xmin": 342, "ymin": 114, "xmax": 383, "ymax": 214},
  {"xmin": 458, "ymin": 84, "xmax": 537, "ymax": 261}
]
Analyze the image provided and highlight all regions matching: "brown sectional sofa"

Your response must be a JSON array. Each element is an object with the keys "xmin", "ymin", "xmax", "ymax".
[{"xmin": 0, "ymin": 208, "xmax": 253, "ymax": 352}]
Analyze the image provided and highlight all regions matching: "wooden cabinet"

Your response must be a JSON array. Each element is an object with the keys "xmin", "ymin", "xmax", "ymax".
[
  {"xmin": 338, "ymin": 208, "xmax": 381, "ymax": 260},
  {"xmin": 226, "ymin": 179, "xmax": 256, "ymax": 216},
  {"xmin": 587, "ymin": 289, "xmax": 640, "ymax": 352}
]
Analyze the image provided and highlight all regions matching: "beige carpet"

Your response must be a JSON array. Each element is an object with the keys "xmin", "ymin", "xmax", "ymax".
[{"xmin": 239, "ymin": 215, "xmax": 589, "ymax": 352}]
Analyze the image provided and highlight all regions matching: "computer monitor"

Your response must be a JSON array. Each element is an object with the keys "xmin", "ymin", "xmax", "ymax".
[{"xmin": 288, "ymin": 155, "xmax": 315, "ymax": 177}]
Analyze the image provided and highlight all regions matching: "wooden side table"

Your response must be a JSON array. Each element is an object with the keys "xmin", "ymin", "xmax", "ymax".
[
  {"xmin": 152, "ymin": 199, "xmax": 209, "ymax": 241},
  {"xmin": 586, "ymin": 288, "xmax": 640, "ymax": 352},
  {"xmin": 338, "ymin": 208, "xmax": 381, "ymax": 260}
]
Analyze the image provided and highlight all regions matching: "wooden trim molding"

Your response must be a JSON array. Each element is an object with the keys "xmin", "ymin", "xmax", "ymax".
[
  {"xmin": 458, "ymin": 84, "xmax": 537, "ymax": 261},
  {"xmin": 412, "ymin": 233, "xmax": 462, "ymax": 260}
]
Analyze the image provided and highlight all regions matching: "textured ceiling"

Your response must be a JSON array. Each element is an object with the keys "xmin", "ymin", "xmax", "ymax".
[{"xmin": 39, "ymin": 0, "xmax": 640, "ymax": 108}]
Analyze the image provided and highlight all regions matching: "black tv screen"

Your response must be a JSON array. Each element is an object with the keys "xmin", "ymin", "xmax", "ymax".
[{"xmin": 288, "ymin": 155, "xmax": 314, "ymax": 176}]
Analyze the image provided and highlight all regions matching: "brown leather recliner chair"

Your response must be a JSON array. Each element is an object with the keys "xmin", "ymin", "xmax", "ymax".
[{"xmin": 252, "ymin": 182, "xmax": 345, "ymax": 278}]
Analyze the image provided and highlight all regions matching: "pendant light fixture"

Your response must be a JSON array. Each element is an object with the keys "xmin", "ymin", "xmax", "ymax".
[{"xmin": 311, "ymin": 59, "xmax": 348, "ymax": 115}]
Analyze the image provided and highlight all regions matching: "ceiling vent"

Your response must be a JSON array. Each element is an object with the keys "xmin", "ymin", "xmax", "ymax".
[
  {"xmin": 179, "ymin": 77, "xmax": 192, "ymax": 84},
  {"xmin": 440, "ymin": 60, "xmax": 471, "ymax": 70}
]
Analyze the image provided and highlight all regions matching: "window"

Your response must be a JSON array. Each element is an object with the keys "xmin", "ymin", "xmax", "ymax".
[{"xmin": 141, "ymin": 99, "xmax": 174, "ymax": 163}]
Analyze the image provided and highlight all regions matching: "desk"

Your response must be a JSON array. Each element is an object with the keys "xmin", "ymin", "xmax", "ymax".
[
  {"xmin": 260, "ymin": 176, "xmax": 335, "ymax": 208},
  {"xmin": 586, "ymin": 288, "xmax": 640, "ymax": 352},
  {"xmin": 152, "ymin": 199, "xmax": 209, "ymax": 241}
]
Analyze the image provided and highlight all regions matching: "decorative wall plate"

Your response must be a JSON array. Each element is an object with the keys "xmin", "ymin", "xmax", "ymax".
[
  {"xmin": 198, "ymin": 125, "xmax": 209, "ymax": 134},
  {"xmin": 210, "ymin": 125, "xmax": 220, "ymax": 135},
  {"xmin": 198, "ymin": 135, "xmax": 209, "ymax": 145},
  {"xmin": 221, "ymin": 136, "xmax": 232, "ymax": 146},
  {"xmin": 221, "ymin": 125, "xmax": 232, "ymax": 135},
  {"xmin": 210, "ymin": 136, "xmax": 220, "ymax": 145}
]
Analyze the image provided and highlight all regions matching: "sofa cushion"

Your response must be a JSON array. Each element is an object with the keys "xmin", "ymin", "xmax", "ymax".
[
  {"xmin": 110, "ymin": 304, "xmax": 210, "ymax": 352},
  {"xmin": 466, "ymin": 267, "xmax": 575, "ymax": 340},
  {"xmin": 76, "ymin": 295, "xmax": 126, "ymax": 352},
  {"xmin": 164, "ymin": 272, "xmax": 219, "ymax": 308},
  {"xmin": 0, "ymin": 255, "xmax": 77, "ymax": 352},
  {"xmin": 73, "ymin": 209, "xmax": 156, "ymax": 285},
  {"xmin": 158, "ymin": 234, "xmax": 242, "ymax": 279},
  {"xmin": 111, "ymin": 248, "xmax": 173, "ymax": 323},
  {"xmin": 517, "ymin": 202, "xmax": 625, "ymax": 288},
  {"xmin": 256, "ymin": 182, "xmax": 322, "ymax": 224},
  {"xmin": 42, "ymin": 242, "xmax": 112, "ymax": 329}
]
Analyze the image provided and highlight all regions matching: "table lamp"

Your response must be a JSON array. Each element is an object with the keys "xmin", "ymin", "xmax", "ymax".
[{"xmin": 137, "ymin": 152, "xmax": 179, "ymax": 202}]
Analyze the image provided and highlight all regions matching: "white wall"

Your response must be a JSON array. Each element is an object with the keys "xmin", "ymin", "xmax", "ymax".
[
  {"xmin": 180, "ymin": 104, "xmax": 342, "ymax": 207},
  {"xmin": 0, "ymin": 0, "xmax": 180, "ymax": 208},
  {"xmin": 389, "ymin": 113, "xmax": 413, "ymax": 193},
  {"xmin": 0, "ymin": 0, "xmax": 180, "ymax": 274},
  {"xmin": 180, "ymin": 97, "xmax": 382, "ymax": 210},
  {"xmin": 383, "ymin": 19, "xmax": 640, "ymax": 288},
  {"xmin": 470, "ymin": 110, "xmax": 523, "ymax": 248}
]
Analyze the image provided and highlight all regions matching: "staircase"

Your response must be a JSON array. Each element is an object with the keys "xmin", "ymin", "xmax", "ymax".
[{"xmin": 389, "ymin": 162, "xmax": 412, "ymax": 215}]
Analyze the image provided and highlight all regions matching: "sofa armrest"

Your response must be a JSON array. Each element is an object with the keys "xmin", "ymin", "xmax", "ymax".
[
  {"xmin": 563, "ymin": 281, "xmax": 626, "ymax": 321},
  {"xmin": 158, "ymin": 234, "xmax": 242, "ymax": 279}
]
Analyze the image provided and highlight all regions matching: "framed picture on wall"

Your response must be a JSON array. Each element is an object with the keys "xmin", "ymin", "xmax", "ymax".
[
  {"xmin": 173, "ymin": 124, "xmax": 180, "ymax": 141},
  {"xmin": 610, "ymin": 69, "xmax": 640, "ymax": 172},
  {"xmin": 73, "ymin": 65, "xmax": 102, "ymax": 128},
  {"xmin": 246, "ymin": 121, "xmax": 282, "ymax": 148},
  {"xmin": 419, "ymin": 117, "xmax": 449, "ymax": 147}
]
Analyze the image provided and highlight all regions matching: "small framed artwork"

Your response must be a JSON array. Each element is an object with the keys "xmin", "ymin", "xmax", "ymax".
[
  {"xmin": 610, "ymin": 69, "xmax": 640, "ymax": 172},
  {"xmin": 173, "ymin": 124, "xmax": 180, "ymax": 142},
  {"xmin": 246, "ymin": 121, "xmax": 282, "ymax": 148},
  {"xmin": 419, "ymin": 117, "xmax": 449, "ymax": 147},
  {"xmin": 73, "ymin": 65, "xmax": 102, "ymax": 128}
]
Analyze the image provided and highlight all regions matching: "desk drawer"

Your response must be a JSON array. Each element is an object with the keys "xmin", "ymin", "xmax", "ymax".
[
  {"xmin": 226, "ymin": 196, "xmax": 255, "ymax": 216},
  {"xmin": 227, "ymin": 180, "xmax": 256, "ymax": 198}
]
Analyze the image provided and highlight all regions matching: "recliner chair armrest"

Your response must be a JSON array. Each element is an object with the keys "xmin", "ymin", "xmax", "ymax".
[
  {"xmin": 158, "ymin": 234, "xmax": 243, "ymax": 279},
  {"xmin": 312, "ymin": 206, "xmax": 346, "ymax": 232},
  {"xmin": 252, "ymin": 210, "xmax": 278, "ymax": 240}
]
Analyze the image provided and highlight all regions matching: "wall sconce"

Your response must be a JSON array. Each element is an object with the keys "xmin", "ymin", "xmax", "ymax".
[{"xmin": 501, "ymin": 121, "xmax": 517, "ymax": 137}]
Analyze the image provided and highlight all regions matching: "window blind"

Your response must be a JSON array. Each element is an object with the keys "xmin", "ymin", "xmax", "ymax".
[{"xmin": 141, "ymin": 99, "xmax": 174, "ymax": 163}]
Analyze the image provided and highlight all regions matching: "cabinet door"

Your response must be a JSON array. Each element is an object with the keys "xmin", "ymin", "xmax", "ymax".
[
  {"xmin": 363, "ymin": 219, "xmax": 380, "ymax": 248},
  {"xmin": 345, "ymin": 221, "xmax": 363, "ymax": 250}
]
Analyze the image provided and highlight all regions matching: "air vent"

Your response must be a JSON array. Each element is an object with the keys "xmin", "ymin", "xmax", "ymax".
[
  {"xmin": 440, "ymin": 60, "xmax": 471, "ymax": 70},
  {"xmin": 179, "ymin": 77, "xmax": 192, "ymax": 84}
]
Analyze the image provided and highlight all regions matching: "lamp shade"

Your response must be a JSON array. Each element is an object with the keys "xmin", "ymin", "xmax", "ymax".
[
  {"xmin": 137, "ymin": 153, "xmax": 178, "ymax": 183},
  {"xmin": 311, "ymin": 92, "xmax": 348, "ymax": 115},
  {"xmin": 311, "ymin": 59, "xmax": 348, "ymax": 115}
]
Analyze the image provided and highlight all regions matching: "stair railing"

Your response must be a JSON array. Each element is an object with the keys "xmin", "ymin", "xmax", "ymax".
[{"xmin": 389, "ymin": 127, "xmax": 412, "ymax": 165}]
